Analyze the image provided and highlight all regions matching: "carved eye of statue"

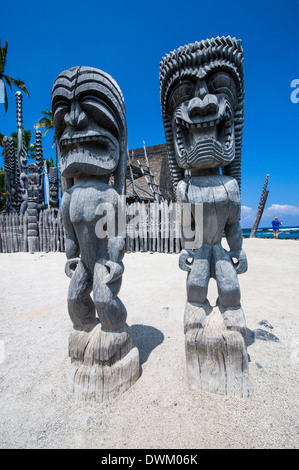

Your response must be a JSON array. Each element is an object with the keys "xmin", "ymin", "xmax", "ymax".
[
  {"xmin": 167, "ymin": 80, "xmax": 194, "ymax": 113},
  {"xmin": 207, "ymin": 72, "xmax": 238, "ymax": 107},
  {"xmin": 79, "ymin": 94, "xmax": 120, "ymax": 137},
  {"xmin": 53, "ymin": 99, "xmax": 70, "ymax": 137}
]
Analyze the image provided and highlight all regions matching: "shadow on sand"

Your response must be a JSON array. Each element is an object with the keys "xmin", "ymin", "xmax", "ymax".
[{"xmin": 130, "ymin": 324, "xmax": 164, "ymax": 366}]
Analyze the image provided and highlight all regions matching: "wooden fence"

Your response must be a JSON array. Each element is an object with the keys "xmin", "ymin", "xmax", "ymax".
[
  {"xmin": 0, "ymin": 209, "xmax": 65, "ymax": 254},
  {"xmin": 0, "ymin": 202, "xmax": 183, "ymax": 254}
]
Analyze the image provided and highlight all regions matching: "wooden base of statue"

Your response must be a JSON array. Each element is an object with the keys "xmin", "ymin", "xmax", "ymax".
[
  {"xmin": 28, "ymin": 236, "xmax": 39, "ymax": 254},
  {"xmin": 184, "ymin": 302, "xmax": 251, "ymax": 398},
  {"xmin": 27, "ymin": 202, "xmax": 39, "ymax": 254},
  {"xmin": 68, "ymin": 322, "xmax": 140, "ymax": 402}
]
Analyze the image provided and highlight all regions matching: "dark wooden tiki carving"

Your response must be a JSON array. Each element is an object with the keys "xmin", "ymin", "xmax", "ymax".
[{"xmin": 160, "ymin": 37, "xmax": 251, "ymax": 397}]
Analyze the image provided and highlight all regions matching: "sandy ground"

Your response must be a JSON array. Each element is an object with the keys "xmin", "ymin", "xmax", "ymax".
[{"xmin": 0, "ymin": 238, "xmax": 298, "ymax": 449}]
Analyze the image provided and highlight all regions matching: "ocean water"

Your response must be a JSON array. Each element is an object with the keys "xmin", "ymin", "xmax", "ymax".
[{"xmin": 242, "ymin": 226, "xmax": 299, "ymax": 240}]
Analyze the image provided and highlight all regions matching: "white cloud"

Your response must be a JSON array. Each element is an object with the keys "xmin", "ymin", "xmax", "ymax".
[
  {"xmin": 264, "ymin": 204, "xmax": 299, "ymax": 217},
  {"xmin": 241, "ymin": 205, "xmax": 254, "ymax": 220}
]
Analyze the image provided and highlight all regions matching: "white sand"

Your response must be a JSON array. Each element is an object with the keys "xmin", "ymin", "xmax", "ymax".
[{"xmin": 0, "ymin": 238, "xmax": 298, "ymax": 449}]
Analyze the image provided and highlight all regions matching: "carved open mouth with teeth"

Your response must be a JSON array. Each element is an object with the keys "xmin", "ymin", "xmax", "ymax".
[
  {"xmin": 173, "ymin": 100, "xmax": 235, "ymax": 169},
  {"xmin": 59, "ymin": 133, "xmax": 119, "ymax": 177}
]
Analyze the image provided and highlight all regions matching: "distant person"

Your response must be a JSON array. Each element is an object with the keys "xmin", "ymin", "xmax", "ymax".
[{"xmin": 272, "ymin": 217, "xmax": 282, "ymax": 238}]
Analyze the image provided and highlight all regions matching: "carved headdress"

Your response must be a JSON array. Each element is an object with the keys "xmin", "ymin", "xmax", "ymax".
[
  {"xmin": 159, "ymin": 36, "xmax": 245, "ymax": 192},
  {"xmin": 52, "ymin": 66, "xmax": 127, "ymax": 195}
]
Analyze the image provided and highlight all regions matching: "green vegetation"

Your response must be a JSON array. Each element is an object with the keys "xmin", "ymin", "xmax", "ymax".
[
  {"xmin": 10, "ymin": 129, "xmax": 36, "ymax": 159},
  {"xmin": 0, "ymin": 40, "xmax": 29, "ymax": 114},
  {"xmin": 35, "ymin": 109, "xmax": 58, "ymax": 165}
]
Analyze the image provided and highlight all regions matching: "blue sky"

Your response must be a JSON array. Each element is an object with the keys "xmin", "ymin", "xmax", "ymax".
[{"xmin": 1, "ymin": 0, "xmax": 298, "ymax": 227}]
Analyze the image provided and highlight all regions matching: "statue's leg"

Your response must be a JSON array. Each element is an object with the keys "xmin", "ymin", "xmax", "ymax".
[
  {"xmin": 93, "ymin": 261, "xmax": 127, "ymax": 331},
  {"xmin": 213, "ymin": 245, "xmax": 246, "ymax": 342},
  {"xmin": 184, "ymin": 245, "xmax": 250, "ymax": 398},
  {"xmin": 187, "ymin": 261, "xmax": 210, "ymax": 305},
  {"xmin": 213, "ymin": 245, "xmax": 240, "ymax": 308},
  {"xmin": 67, "ymin": 260, "xmax": 95, "ymax": 329},
  {"xmin": 184, "ymin": 245, "xmax": 212, "ymax": 333},
  {"xmin": 68, "ymin": 259, "xmax": 139, "ymax": 401}
]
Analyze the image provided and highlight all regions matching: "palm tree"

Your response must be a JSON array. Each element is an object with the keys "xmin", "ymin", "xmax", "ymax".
[
  {"xmin": 34, "ymin": 109, "xmax": 58, "ymax": 165},
  {"xmin": 0, "ymin": 40, "xmax": 30, "ymax": 114},
  {"xmin": 10, "ymin": 129, "xmax": 36, "ymax": 160},
  {"xmin": 35, "ymin": 109, "xmax": 55, "ymax": 146}
]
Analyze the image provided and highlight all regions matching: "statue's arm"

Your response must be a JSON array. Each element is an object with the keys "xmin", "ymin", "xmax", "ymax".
[
  {"xmin": 224, "ymin": 220, "xmax": 247, "ymax": 274},
  {"xmin": 224, "ymin": 180, "xmax": 247, "ymax": 274},
  {"xmin": 176, "ymin": 179, "xmax": 191, "ymax": 244},
  {"xmin": 105, "ymin": 195, "xmax": 125, "ymax": 284},
  {"xmin": 61, "ymin": 191, "xmax": 80, "ymax": 261},
  {"xmin": 176, "ymin": 179, "xmax": 199, "ymax": 270},
  {"xmin": 225, "ymin": 219, "xmax": 242, "ymax": 251}
]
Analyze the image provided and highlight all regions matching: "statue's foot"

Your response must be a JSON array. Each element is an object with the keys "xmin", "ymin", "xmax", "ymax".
[
  {"xmin": 217, "ymin": 301, "xmax": 247, "ymax": 345},
  {"xmin": 69, "ymin": 322, "xmax": 132, "ymax": 365},
  {"xmin": 68, "ymin": 322, "xmax": 140, "ymax": 402},
  {"xmin": 185, "ymin": 307, "xmax": 251, "ymax": 398},
  {"xmin": 184, "ymin": 299, "xmax": 212, "ymax": 334}
]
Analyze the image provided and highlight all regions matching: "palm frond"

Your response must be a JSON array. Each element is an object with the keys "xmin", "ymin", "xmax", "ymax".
[
  {"xmin": 0, "ymin": 40, "xmax": 8, "ymax": 71},
  {"xmin": 52, "ymin": 134, "xmax": 56, "ymax": 148},
  {"xmin": 0, "ymin": 41, "xmax": 29, "ymax": 114},
  {"xmin": 3, "ymin": 74, "xmax": 12, "ymax": 92},
  {"xmin": 9, "ymin": 129, "xmax": 36, "ymax": 156},
  {"xmin": 23, "ymin": 129, "xmax": 32, "ymax": 148},
  {"xmin": 5, "ymin": 76, "xmax": 30, "ymax": 98},
  {"xmin": 34, "ymin": 108, "xmax": 57, "ymax": 158},
  {"xmin": 4, "ymin": 82, "xmax": 8, "ymax": 113},
  {"xmin": 34, "ymin": 109, "xmax": 54, "ymax": 135}
]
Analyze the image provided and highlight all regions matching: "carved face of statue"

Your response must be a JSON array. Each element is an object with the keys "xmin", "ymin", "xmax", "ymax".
[
  {"xmin": 52, "ymin": 67, "xmax": 124, "ymax": 179},
  {"xmin": 28, "ymin": 163, "xmax": 38, "ymax": 174},
  {"xmin": 28, "ymin": 163, "xmax": 39, "ymax": 185},
  {"xmin": 49, "ymin": 182, "xmax": 58, "ymax": 195},
  {"xmin": 166, "ymin": 69, "xmax": 238, "ymax": 170},
  {"xmin": 160, "ymin": 38, "xmax": 245, "ymax": 182}
]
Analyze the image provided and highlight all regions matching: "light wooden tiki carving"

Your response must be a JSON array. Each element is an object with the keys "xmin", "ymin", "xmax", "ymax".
[{"xmin": 52, "ymin": 67, "xmax": 140, "ymax": 401}]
